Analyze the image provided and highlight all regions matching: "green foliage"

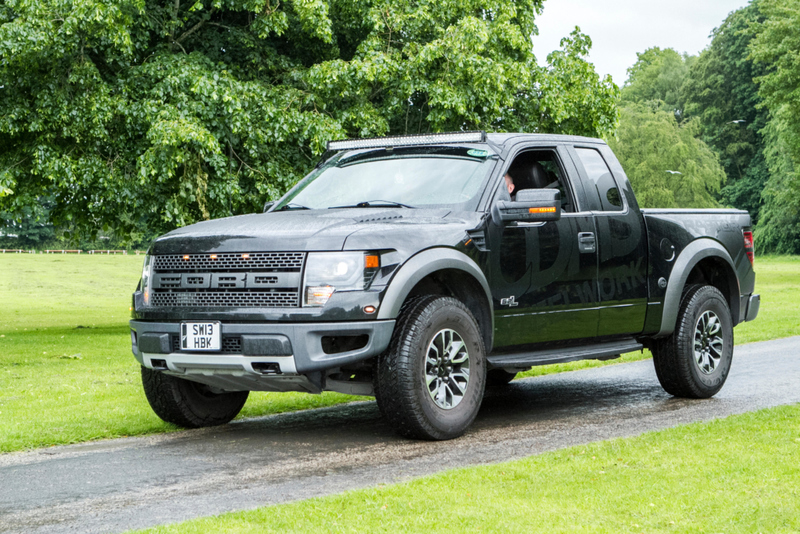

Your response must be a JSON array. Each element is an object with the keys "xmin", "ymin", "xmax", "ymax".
[
  {"xmin": 607, "ymin": 103, "xmax": 725, "ymax": 209},
  {"xmin": 535, "ymin": 29, "xmax": 620, "ymax": 137},
  {"xmin": 749, "ymin": 0, "xmax": 800, "ymax": 253},
  {"xmin": 682, "ymin": 2, "xmax": 769, "ymax": 223},
  {"xmin": 753, "ymin": 119, "xmax": 800, "ymax": 253},
  {"xmin": 621, "ymin": 46, "xmax": 695, "ymax": 114},
  {"xmin": 0, "ymin": 199, "xmax": 57, "ymax": 249},
  {"xmin": 0, "ymin": 1, "xmax": 619, "ymax": 243}
]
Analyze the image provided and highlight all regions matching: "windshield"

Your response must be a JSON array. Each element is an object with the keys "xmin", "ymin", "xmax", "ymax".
[{"xmin": 273, "ymin": 146, "xmax": 497, "ymax": 211}]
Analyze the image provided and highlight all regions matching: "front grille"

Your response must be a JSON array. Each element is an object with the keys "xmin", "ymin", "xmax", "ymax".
[
  {"xmin": 154, "ymin": 252, "xmax": 304, "ymax": 272},
  {"xmin": 152, "ymin": 290, "xmax": 299, "ymax": 308},
  {"xmin": 151, "ymin": 251, "xmax": 305, "ymax": 309},
  {"xmin": 171, "ymin": 335, "xmax": 243, "ymax": 353}
]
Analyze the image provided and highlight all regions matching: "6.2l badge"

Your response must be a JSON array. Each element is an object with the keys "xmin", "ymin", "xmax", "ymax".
[{"xmin": 500, "ymin": 296, "xmax": 519, "ymax": 307}]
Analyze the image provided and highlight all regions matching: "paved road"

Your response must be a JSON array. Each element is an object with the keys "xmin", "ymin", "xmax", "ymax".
[{"xmin": 1, "ymin": 337, "xmax": 798, "ymax": 534}]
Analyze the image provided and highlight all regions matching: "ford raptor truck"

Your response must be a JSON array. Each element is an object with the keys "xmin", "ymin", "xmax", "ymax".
[{"xmin": 130, "ymin": 131, "xmax": 760, "ymax": 440}]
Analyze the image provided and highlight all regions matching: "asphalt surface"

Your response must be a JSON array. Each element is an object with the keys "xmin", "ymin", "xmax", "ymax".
[{"xmin": 1, "ymin": 336, "xmax": 798, "ymax": 534}]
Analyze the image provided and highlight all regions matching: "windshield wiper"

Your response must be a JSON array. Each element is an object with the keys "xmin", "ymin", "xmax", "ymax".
[
  {"xmin": 278, "ymin": 203, "xmax": 312, "ymax": 211},
  {"xmin": 329, "ymin": 200, "xmax": 416, "ymax": 209}
]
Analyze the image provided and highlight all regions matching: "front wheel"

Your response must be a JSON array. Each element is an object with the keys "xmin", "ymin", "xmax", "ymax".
[
  {"xmin": 141, "ymin": 367, "xmax": 249, "ymax": 428},
  {"xmin": 652, "ymin": 285, "xmax": 734, "ymax": 398},
  {"xmin": 374, "ymin": 295, "xmax": 487, "ymax": 440}
]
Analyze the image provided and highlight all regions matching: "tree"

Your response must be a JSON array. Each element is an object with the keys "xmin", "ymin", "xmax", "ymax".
[
  {"xmin": 0, "ymin": 200, "xmax": 57, "ymax": 249},
  {"xmin": 0, "ymin": 1, "xmax": 619, "ymax": 244},
  {"xmin": 607, "ymin": 103, "xmax": 726, "ymax": 209},
  {"xmin": 682, "ymin": 2, "xmax": 769, "ymax": 224},
  {"xmin": 749, "ymin": 0, "xmax": 800, "ymax": 253},
  {"xmin": 621, "ymin": 47, "xmax": 695, "ymax": 115}
]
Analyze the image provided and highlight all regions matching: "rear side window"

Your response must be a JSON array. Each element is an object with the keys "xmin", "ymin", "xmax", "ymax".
[{"xmin": 574, "ymin": 148, "xmax": 623, "ymax": 212}]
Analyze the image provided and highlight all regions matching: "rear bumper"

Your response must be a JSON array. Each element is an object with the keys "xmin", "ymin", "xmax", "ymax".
[
  {"xmin": 129, "ymin": 319, "xmax": 395, "ymax": 391},
  {"xmin": 745, "ymin": 294, "xmax": 760, "ymax": 322}
]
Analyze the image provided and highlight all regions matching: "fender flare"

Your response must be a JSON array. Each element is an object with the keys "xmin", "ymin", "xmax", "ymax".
[
  {"xmin": 377, "ymin": 247, "xmax": 494, "ymax": 346},
  {"xmin": 657, "ymin": 238, "xmax": 739, "ymax": 337}
]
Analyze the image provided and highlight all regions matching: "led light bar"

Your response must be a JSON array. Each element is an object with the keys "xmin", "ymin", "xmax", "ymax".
[{"xmin": 327, "ymin": 131, "xmax": 486, "ymax": 151}]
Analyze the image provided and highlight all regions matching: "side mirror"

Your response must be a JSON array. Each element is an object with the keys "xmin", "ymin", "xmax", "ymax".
[
  {"xmin": 491, "ymin": 188, "xmax": 561, "ymax": 225},
  {"xmin": 263, "ymin": 201, "xmax": 275, "ymax": 213}
]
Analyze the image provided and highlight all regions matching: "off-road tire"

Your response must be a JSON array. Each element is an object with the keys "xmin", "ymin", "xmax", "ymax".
[
  {"xmin": 652, "ymin": 285, "xmax": 733, "ymax": 398},
  {"xmin": 374, "ymin": 295, "xmax": 487, "ymax": 440},
  {"xmin": 486, "ymin": 369, "xmax": 517, "ymax": 387},
  {"xmin": 141, "ymin": 367, "xmax": 249, "ymax": 428}
]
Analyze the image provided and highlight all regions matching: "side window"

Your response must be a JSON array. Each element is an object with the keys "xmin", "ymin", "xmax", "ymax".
[
  {"xmin": 574, "ymin": 148, "xmax": 623, "ymax": 212},
  {"xmin": 503, "ymin": 150, "xmax": 575, "ymax": 213}
]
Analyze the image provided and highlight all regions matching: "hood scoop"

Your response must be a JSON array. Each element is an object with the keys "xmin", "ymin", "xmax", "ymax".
[{"xmin": 353, "ymin": 212, "xmax": 404, "ymax": 223}]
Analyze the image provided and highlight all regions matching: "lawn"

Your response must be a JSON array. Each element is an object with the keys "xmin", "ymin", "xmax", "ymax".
[
  {"xmin": 136, "ymin": 403, "xmax": 800, "ymax": 533},
  {"xmin": 0, "ymin": 254, "xmax": 364, "ymax": 453},
  {"xmin": 1, "ymin": 254, "xmax": 798, "ymax": 453}
]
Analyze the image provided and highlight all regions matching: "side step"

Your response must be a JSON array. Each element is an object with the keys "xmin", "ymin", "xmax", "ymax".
[{"xmin": 487, "ymin": 338, "xmax": 643, "ymax": 369}]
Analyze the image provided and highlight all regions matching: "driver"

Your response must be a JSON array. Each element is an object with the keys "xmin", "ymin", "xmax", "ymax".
[{"xmin": 504, "ymin": 161, "xmax": 557, "ymax": 200}]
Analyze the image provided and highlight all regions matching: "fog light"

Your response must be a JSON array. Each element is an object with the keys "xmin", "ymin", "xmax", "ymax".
[{"xmin": 306, "ymin": 286, "xmax": 335, "ymax": 306}]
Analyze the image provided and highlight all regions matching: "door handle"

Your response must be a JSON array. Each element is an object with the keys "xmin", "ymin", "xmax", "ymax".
[{"xmin": 578, "ymin": 232, "xmax": 596, "ymax": 253}]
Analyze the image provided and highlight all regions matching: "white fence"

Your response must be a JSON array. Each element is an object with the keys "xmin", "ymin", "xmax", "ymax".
[{"xmin": 1, "ymin": 249, "xmax": 146, "ymax": 255}]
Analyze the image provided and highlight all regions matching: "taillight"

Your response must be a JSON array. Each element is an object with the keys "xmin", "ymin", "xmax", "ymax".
[{"xmin": 743, "ymin": 230, "xmax": 754, "ymax": 265}]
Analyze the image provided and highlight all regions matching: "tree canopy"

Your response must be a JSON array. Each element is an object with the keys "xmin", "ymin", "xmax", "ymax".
[
  {"xmin": 607, "ymin": 103, "xmax": 725, "ymax": 209},
  {"xmin": 612, "ymin": 47, "xmax": 725, "ymax": 209},
  {"xmin": 748, "ymin": 0, "xmax": 800, "ymax": 253},
  {"xmin": 621, "ymin": 47, "xmax": 694, "ymax": 116},
  {"xmin": 682, "ymin": 2, "xmax": 769, "ymax": 224},
  {"xmin": 0, "ymin": 0, "xmax": 619, "ymax": 244}
]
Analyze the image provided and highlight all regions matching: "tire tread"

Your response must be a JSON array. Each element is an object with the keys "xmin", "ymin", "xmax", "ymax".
[{"xmin": 141, "ymin": 367, "xmax": 248, "ymax": 428}]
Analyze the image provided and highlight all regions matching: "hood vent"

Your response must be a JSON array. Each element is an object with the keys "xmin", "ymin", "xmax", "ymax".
[{"xmin": 353, "ymin": 212, "xmax": 404, "ymax": 224}]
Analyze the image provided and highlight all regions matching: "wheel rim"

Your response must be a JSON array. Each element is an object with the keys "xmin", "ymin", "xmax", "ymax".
[
  {"xmin": 694, "ymin": 310, "xmax": 724, "ymax": 375},
  {"xmin": 425, "ymin": 328, "xmax": 470, "ymax": 409}
]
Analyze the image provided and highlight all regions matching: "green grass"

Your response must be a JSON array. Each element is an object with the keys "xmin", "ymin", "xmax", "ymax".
[
  {"xmin": 136, "ymin": 404, "xmax": 800, "ymax": 533},
  {"xmin": 0, "ymin": 255, "xmax": 365, "ymax": 453},
  {"xmin": 1, "ymin": 255, "xmax": 798, "ymax": 453}
]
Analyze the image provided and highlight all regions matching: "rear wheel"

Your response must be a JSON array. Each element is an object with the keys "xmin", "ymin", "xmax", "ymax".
[
  {"xmin": 141, "ymin": 367, "xmax": 249, "ymax": 428},
  {"xmin": 652, "ymin": 285, "xmax": 733, "ymax": 398},
  {"xmin": 374, "ymin": 296, "xmax": 487, "ymax": 440}
]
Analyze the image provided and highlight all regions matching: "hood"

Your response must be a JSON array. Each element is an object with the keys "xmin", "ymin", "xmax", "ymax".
[{"xmin": 148, "ymin": 208, "xmax": 479, "ymax": 255}]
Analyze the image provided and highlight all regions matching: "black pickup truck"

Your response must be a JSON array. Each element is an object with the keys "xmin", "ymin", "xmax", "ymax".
[{"xmin": 130, "ymin": 131, "xmax": 759, "ymax": 440}]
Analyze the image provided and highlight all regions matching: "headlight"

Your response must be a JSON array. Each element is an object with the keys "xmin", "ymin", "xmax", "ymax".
[
  {"xmin": 141, "ymin": 254, "xmax": 152, "ymax": 306},
  {"xmin": 303, "ymin": 252, "xmax": 380, "ymax": 307}
]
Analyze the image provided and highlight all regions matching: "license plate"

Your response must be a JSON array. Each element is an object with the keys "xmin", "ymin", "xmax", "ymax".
[{"xmin": 181, "ymin": 322, "xmax": 221, "ymax": 351}]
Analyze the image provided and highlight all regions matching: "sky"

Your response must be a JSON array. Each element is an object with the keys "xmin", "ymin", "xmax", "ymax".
[{"xmin": 531, "ymin": 0, "xmax": 750, "ymax": 86}]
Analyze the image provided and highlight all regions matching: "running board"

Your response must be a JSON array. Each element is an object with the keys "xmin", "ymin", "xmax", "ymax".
[{"xmin": 488, "ymin": 338, "xmax": 643, "ymax": 369}]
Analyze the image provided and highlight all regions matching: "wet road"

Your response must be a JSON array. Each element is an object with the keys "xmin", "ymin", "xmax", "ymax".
[{"xmin": 1, "ymin": 336, "xmax": 798, "ymax": 534}]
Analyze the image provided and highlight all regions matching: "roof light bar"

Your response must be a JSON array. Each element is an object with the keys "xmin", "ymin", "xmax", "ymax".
[{"xmin": 327, "ymin": 131, "xmax": 486, "ymax": 151}]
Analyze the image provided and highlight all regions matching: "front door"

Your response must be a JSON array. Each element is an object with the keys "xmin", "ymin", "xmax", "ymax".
[{"xmin": 487, "ymin": 146, "xmax": 599, "ymax": 350}]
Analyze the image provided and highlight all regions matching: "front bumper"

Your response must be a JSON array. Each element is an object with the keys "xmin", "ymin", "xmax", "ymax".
[{"xmin": 130, "ymin": 319, "xmax": 395, "ymax": 393}]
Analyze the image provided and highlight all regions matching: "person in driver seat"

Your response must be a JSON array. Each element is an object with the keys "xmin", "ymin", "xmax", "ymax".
[{"xmin": 504, "ymin": 161, "xmax": 552, "ymax": 200}]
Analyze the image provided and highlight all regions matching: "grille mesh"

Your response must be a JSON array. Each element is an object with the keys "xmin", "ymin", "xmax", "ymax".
[
  {"xmin": 152, "ymin": 290, "xmax": 299, "ymax": 308},
  {"xmin": 154, "ymin": 252, "xmax": 304, "ymax": 272}
]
